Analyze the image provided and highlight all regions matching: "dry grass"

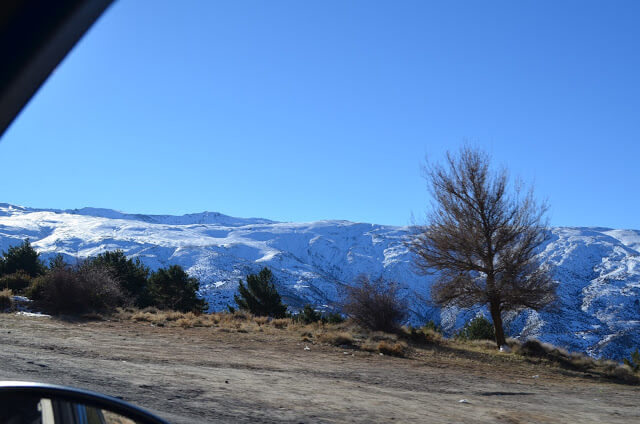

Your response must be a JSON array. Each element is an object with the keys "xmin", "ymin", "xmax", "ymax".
[
  {"xmin": 80, "ymin": 312, "xmax": 105, "ymax": 321},
  {"xmin": 316, "ymin": 331, "xmax": 354, "ymax": 346},
  {"xmin": 177, "ymin": 317, "xmax": 195, "ymax": 328},
  {"xmin": 116, "ymin": 308, "xmax": 308, "ymax": 333},
  {"xmin": 360, "ymin": 339, "xmax": 379, "ymax": 353},
  {"xmin": 512, "ymin": 339, "xmax": 640, "ymax": 384},
  {"xmin": 358, "ymin": 331, "xmax": 407, "ymax": 356},
  {"xmin": 270, "ymin": 318, "xmax": 290, "ymax": 329},
  {"xmin": 468, "ymin": 339, "xmax": 499, "ymax": 350},
  {"xmin": 377, "ymin": 341, "xmax": 408, "ymax": 357},
  {"xmin": 254, "ymin": 316, "xmax": 269, "ymax": 326},
  {"xmin": 401, "ymin": 326, "xmax": 442, "ymax": 345},
  {"xmin": 111, "ymin": 308, "xmax": 638, "ymax": 385}
]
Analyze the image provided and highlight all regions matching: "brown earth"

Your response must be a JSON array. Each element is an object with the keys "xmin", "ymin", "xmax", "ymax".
[{"xmin": 0, "ymin": 314, "xmax": 638, "ymax": 424}]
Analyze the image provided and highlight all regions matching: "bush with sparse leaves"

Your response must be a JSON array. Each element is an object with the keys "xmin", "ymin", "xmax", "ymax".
[
  {"xmin": 27, "ymin": 262, "xmax": 125, "ymax": 314},
  {"xmin": 89, "ymin": 250, "xmax": 151, "ymax": 307},
  {"xmin": 342, "ymin": 275, "xmax": 407, "ymax": 333}
]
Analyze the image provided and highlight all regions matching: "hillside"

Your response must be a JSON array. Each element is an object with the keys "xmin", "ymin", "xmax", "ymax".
[
  {"xmin": 2, "ymin": 314, "xmax": 638, "ymax": 423},
  {"xmin": 0, "ymin": 203, "xmax": 638, "ymax": 359}
]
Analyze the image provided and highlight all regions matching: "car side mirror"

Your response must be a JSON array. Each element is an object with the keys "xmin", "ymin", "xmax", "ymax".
[{"xmin": 0, "ymin": 381, "xmax": 169, "ymax": 424}]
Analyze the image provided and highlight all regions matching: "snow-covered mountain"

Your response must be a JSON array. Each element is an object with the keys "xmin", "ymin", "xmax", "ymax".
[{"xmin": 0, "ymin": 203, "xmax": 638, "ymax": 359}]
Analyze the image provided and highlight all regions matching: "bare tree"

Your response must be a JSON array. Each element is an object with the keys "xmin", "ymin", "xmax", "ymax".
[{"xmin": 407, "ymin": 147, "xmax": 556, "ymax": 347}]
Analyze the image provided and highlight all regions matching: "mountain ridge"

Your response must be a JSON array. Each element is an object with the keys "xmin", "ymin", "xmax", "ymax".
[{"xmin": 0, "ymin": 203, "xmax": 638, "ymax": 359}]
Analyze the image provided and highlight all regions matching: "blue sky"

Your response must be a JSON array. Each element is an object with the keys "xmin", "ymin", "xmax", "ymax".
[{"xmin": 1, "ymin": 1, "xmax": 638, "ymax": 228}]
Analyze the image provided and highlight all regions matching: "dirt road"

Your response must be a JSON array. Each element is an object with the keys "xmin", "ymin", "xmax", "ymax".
[{"xmin": 0, "ymin": 314, "xmax": 637, "ymax": 423}]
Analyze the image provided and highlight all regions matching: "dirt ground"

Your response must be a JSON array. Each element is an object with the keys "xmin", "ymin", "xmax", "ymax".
[{"xmin": 0, "ymin": 314, "xmax": 637, "ymax": 424}]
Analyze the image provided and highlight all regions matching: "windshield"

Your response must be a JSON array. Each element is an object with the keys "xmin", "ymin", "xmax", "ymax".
[{"xmin": 0, "ymin": 2, "xmax": 638, "ymax": 423}]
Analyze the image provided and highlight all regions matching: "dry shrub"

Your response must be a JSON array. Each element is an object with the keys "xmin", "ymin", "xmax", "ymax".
[
  {"xmin": 343, "ymin": 275, "xmax": 407, "ymax": 333},
  {"xmin": 151, "ymin": 313, "xmax": 170, "ymax": 325},
  {"xmin": 402, "ymin": 326, "xmax": 442, "ymax": 345},
  {"xmin": 506, "ymin": 337, "xmax": 521, "ymax": 349},
  {"xmin": 515, "ymin": 339, "xmax": 640, "ymax": 383},
  {"xmin": 611, "ymin": 364, "xmax": 638, "ymax": 383},
  {"xmin": 141, "ymin": 306, "xmax": 159, "ymax": 314},
  {"xmin": 369, "ymin": 331, "xmax": 398, "ymax": 342},
  {"xmin": 270, "ymin": 318, "xmax": 290, "ymax": 329},
  {"xmin": 0, "ymin": 289, "xmax": 13, "ymax": 311},
  {"xmin": 114, "ymin": 307, "xmax": 132, "ymax": 320},
  {"xmin": 422, "ymin": 328, "xmax": 443, "ymax": 343},
  {"xmin": 317, "ymin": 331, "xmax": 354, "ymax": 346},
  {"xmin": 516, "ymin": 339, "xmax": 555, "ymax": 358},
  {"xmin": 516, "ymin": 340, "xmax": 580, "ymax": 369},
  {"xmin": 299, "ymin": 321, "xmax": 325, "ymax": 333},
  {"xmin": 177, "ymin": 318, "xmax": 194, "ymax": 328},
  {"xmin": 165, "ymin": 311, "xmax": 183, "ymax": 321},
  {"xmin": 182, "ymin": 312, "xmax": 197, "ymax": 320},
  {"xmin": 211, "ymin": 312, "xmax": 240, "ymax": 329},
  {"xmin": 121, "ymin": 308, "xmax": 219, "ymax": 328},
  {"xmin": 236, "ymin": 323, "xmax": 251, "ymax": 333},
  {"xmin": 132, "ymin": 311, "xmax": 153, "ymax": 322},
  {"xmin": 377, "ymin": 341, "xmax": 408, "ymax": 357},
  {"xmin": 174, "ymin": 313, "xmax": 206, "ymax": 328},
  {"xmin": 215, "ymin": 312, "xmax": 232, "ymax": 324},
  {"xmin": 568, "ymin": 352, "xmax": 594, "ymax": 369},
  {"xmin": 232, "ymin": 310, "xmax": 251, "ymax": 321},
  {"xmin": 197, "ymin": 315, "xmax": 215, "ymax": 327},
  {"xmin": 600, "ymin": 359, "xmax": 619, "ymax": 372},
  {"xmin": 254, "ymin": 316, "xmax": 269, "ymax": 326},
  {"xmin": 130, "ymin": 311, "xmax": 168, "ymax": 325},
  {"xmin": 361, "ymin": 339, "xmax": 379, "ymax": 352}
]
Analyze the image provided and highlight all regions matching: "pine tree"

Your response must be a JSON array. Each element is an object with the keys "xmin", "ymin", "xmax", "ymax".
[
  {"xmin": 0, "ymin": 239, "xmax": 45, "ymax": 277},
  {"xmin": 147, "ymin": 265, "xmax": 207, "ymax": 313},
  {"xmin": 234, "ymin": 267, "xmax": 287, "ymax": 318},
  {"xmin": 48, "ymin": 254, "xmax": 68, "ymax": 270}
]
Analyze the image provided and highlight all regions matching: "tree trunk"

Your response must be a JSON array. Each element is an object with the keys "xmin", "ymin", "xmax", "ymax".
[{"xmin": 489, "ymin": 301, "xmax": 506, "ymax": 347}]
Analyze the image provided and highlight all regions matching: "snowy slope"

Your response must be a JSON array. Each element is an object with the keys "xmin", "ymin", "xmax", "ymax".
[{"xmin": 0, "ymin": 203, "xmax": 638, "ymax": 359}]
